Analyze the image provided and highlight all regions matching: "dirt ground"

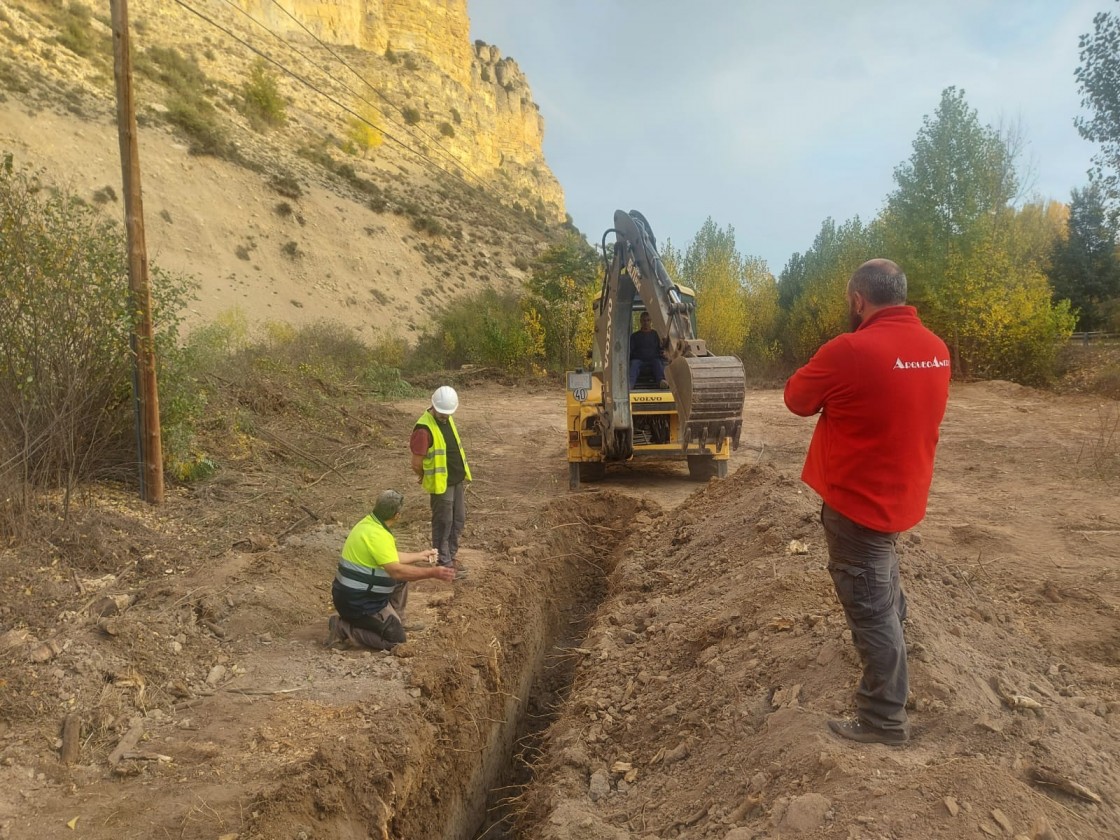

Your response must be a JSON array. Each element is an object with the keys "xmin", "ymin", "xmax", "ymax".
[{"xmin": 1, "ymin": 380, "xmax": 1118, "ymax": 840}]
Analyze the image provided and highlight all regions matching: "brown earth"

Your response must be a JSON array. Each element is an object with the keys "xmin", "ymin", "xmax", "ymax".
[{"xmin": 0, "ymin": 381, "xmax": 1118, "ymax": 840}]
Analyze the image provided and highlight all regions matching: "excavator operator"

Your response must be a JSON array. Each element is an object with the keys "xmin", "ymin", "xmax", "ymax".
[{"xmin": 629, "ymin": 312, "xmax": 669, "ymax": 390}]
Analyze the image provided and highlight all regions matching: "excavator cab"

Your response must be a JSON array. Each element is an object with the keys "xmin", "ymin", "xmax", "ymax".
[{"xmin": 565, "ymin": 210, "xmax": 746, "ymax": 490}]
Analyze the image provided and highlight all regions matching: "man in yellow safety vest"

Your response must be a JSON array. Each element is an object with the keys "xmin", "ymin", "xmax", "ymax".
[
  {"xmin": 328, "ymin": 489, "xmax": 455, "ymax": 650},
  {"xmin": 410, "ymin": 386, "xmax": 471, "ymax": 579}
]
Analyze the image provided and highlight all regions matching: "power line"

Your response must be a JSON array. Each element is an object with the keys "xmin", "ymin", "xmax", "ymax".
[
  {"xmin": 168, "ymin": 0, "xmax": 480, "ymax": 196},
  {"xmin": 214, "ymin": 0, "xmax": 479, "ymax": 185},
  {"xmin": 261, "ymin": 0, "xmax": 485, "ymax": 184}
]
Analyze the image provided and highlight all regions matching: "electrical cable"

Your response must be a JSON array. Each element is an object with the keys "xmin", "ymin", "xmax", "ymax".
[
  {"xmin": 260, "ymin": 0, "xmax": 485, "ymax": 183},
  {"xmin": 168, "ymin": 0, "xmax": 480, "ymax": 194}
]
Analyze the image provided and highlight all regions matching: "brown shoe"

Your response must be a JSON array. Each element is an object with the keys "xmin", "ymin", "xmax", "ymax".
[
  {"xmin": 325, "ymin": 615, "xmax": 351, "ymax": 648},
  {"xmin": 659, "ymin": 379, "xmax": 670, "ymax": 390},
  {"xmin": 827, "ymin": 719, "xmax": 909, "ymax": 745},
  {"xmin": 440, "ymin": 559, "xmax": 469, "ymax": 580}
]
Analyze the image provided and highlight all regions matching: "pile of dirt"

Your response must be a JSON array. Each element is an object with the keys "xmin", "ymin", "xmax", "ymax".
[{"xmin": 518, "ymin": 463, "xmax": 1120, "ymax": 840}]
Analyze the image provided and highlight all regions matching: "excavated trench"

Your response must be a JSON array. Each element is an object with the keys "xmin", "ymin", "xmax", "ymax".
[
  {"xmin": 444, "ymin": 493, "xmax": 642, "ymax": 840},
  {"xmin": 248, "ymin": 492, "xmax": 646, "ymax": 840}
]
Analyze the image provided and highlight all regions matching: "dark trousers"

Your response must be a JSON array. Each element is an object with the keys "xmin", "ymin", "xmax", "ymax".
[
  {"xmin": 629, "ymin": 357, "xmax": 666, "ymax": 388},
  {"xmin": 821, "ymin": 503, "xmax": 909, "ymax": 734},
  {"xmin": 335, "ymin": 582, "xmax": 408, "ymax": 649},
  {"xmin": 431, "ymin": 481, "xmax": 466, "ymax": 567}
]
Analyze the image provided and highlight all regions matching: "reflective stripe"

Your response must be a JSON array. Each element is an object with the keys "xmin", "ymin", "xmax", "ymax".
[
  {"xmin": 337, "ymin": 515, "xmax": 399, "ymax": 593},
  {"xmin": 335, "ymin": 558, "xmax": 395, "ymax": 592},
  {"xmin": 416, "ymin": 412, "xmax": 471, "ymax": 494}
]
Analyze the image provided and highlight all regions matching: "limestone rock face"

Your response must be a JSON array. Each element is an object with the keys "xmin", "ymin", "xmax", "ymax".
[{"xmin": 235, "ymin": 0, "xmax": 564, "ymax": 218}]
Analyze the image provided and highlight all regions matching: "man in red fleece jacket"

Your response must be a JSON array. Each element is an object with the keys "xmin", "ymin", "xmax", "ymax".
[{"xmin": 784, "ymin": 258, "xmax": 950, "ymax": 745}]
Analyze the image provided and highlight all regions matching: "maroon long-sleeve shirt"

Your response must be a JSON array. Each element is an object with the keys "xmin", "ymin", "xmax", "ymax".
[{"xmin": 784, "ymin": 306, "xmax": 951, "ymax": 533}]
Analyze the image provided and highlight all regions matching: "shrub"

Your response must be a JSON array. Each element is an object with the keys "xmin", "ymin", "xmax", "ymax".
[
  {"xmin": 270, "ymin": 173, "xmax": 303, "ymax": 199},
  {"xmin": 165, "ymin": 92, "xmax": 232, "ymax": 158},
  {"xmin": 239, "ymin": 59, "xmax": 286, "ymax": 131},
  {"xmin": 0, "ymin": 156, "xmax": 193, "ymax": 533},
  {"xmin": 55, "ymin": 2, "xmax": 105, "ymax": 59},
  {"xmin": 411, "ymin": 215, "xmax": 445, "ymax": 236},
  {"xmin": 402, "ymin": 106, "xmax": 421, "ymax": 126},
  {"xmin": 438, "ymin": 121, "xmax": 455, "ymax": 138},
  {"xmin": 411, "ymin": 288, "xmax": 540, "ymax": 372},
  {"xmin": 345, "ymin": 106, "xmax": 384, "ymax": 154},
  {"xmin": 137, "ymin": 46, "xmax": 208, "ymax": 97}
]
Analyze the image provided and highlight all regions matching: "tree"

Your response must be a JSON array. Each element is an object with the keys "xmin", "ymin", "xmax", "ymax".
[
  {"xmin": 1076, "ymin": 7, "xmax": 1120, "ymax": 210},
  {"xmin": 0, "ymin": 157, "xmax": 192, "ymax": 528},
  {"xmin": 677, "ymin": 219, "xmax": 748, "ymax": 355},
  {"xmin": 884, "ymin": 87, "xmax": 1018, "ymax": 311},
  {"xmin": 1050, "ymin": 183, "xmax": 1120, "ymax": 330},
  {"xmin": 879, "ymin": 87, "xmax": 1073, "ymax": 380},
  {"xmin": 524, "ymin": 234, "xmax": 600, "ymax": 372},
  {"xmin": 781, "ymin": 216, "xmax": 878, "ymax": 361},
  {"xmin": 740, "ymin": 256, "xmax": 782, "ymax": 370}
]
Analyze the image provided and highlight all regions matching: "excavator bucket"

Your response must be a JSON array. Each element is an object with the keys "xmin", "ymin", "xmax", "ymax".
[{"xmin": 667, "ymin": 355, "xmax": 746, "ymax": 450}]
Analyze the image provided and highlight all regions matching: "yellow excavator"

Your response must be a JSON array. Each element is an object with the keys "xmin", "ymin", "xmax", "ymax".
[{"xmin": 565, "ymin": 210, "xmax": 746, "ymax": 490}]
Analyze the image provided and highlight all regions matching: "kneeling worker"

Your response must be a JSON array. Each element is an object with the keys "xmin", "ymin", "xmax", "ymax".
[{"xmin": 328, "ymin": 489, "xmax": 455, "ymax": 650}]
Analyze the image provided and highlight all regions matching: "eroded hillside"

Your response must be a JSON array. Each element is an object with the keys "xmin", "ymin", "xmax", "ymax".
[{"xmin": 0, "ymin": 0, "xmax": 568, "ymax": 334}]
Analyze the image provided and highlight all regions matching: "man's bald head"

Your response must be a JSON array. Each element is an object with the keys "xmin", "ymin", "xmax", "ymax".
[{"xmin": 848, "ymin": 259, "xmax": 907, "ymax": 306}]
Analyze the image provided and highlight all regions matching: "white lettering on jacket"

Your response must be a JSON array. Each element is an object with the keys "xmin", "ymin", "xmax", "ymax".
[{"xmin": 894, "ymin": 356, "xmax": 951, "ymax": 370}]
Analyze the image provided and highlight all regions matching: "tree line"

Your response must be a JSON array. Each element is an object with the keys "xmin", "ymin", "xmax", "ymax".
[{"xmin": 434, "ymin": 72, "xmax": 1120, "ymax": 386}]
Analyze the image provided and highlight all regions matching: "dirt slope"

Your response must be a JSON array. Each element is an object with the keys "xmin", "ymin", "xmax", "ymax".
[{"xmin": 0, "ymin": 382, "xmax": 1118, "ymax": 839}]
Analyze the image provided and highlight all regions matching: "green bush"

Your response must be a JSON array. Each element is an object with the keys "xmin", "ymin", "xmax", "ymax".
[
  {"xmin": 0, "ymin": 156, "xmax": 193, "ymax": 531},
  {"xmin": 166, "ymin": 94, "xmax": 233, "ymax": 157},
  {"xmin": 438, "ymin": 121, "xmax": 455, "ymax": 138},
  {"xmin": 411, "ymin": 288, "xmax": 540, "ymax": 372},
  {"xmin": 411, "ymin": 215, "xmax": 445, "ymax": 236},
  {"xmin": 55, "ymin": 2, "xmax": 105, "ymax": 59},
  {"xmin": 138, "ymin": 45, "xmax": 208, "ymax": 97},
  {"xmin": 239, "ymin": 59, "xmax": 286, "ymax": 131},
  {"xmin": 402, "ymin": 106, "xmax": 421, "ymax": 126}
]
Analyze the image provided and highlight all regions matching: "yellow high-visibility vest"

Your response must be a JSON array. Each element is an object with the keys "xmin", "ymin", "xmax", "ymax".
[{"xmin": 416, "ymin": 411, "xmax": 471, "ymax": 494}]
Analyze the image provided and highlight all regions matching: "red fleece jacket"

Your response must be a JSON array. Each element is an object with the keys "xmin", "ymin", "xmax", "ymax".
[{"xmin": 784, "ymin": 306, "xmax": 951, "ymax": 533}]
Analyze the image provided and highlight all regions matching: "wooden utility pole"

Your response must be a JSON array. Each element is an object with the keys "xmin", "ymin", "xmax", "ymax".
[{"xmin": 111, "ymin": 0, "xmax": 164, "ymax": 504}]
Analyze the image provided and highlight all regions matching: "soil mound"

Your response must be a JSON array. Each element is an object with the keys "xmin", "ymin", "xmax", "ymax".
[{"xmin": 521, "ymin": 464, "xmax": 1119, "ymax": 839}]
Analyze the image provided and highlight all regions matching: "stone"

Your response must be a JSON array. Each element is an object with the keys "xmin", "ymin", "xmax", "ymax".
[
  {"xmin": 780, "ymin": 793, "xmax": 830, "ymax": 833},
  {"xmin": 943, "ymin": 796, "xmax": 960, "ymax": 817},
  {"xmin": 588, "ymin": 769, "xmax": 611, "ymax": 802},
  {"xmin": 991, "ymin": 808, "xmax": 1013, "ymax": 834}
]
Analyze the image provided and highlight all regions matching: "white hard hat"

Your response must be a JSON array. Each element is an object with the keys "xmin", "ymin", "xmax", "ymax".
[{"xmin": 431, "ymin": 385, "xmax": 459, "ymax": 415}]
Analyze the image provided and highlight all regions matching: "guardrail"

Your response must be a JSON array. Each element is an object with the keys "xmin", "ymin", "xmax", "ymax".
[{"xmin": 1069, "ymin": 331, "xmax": 1119, "ymax": 344}]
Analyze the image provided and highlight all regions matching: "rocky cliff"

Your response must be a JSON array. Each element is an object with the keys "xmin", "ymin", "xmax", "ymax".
[
  {"xmin": 234, "ymin": 0, "xmax": 564, "ymax": 217},
  {"xmin": 0, "ymin": 0, "xmax": 570, "ymax": 335}
]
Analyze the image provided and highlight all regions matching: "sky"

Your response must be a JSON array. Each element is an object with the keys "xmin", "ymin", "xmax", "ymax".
[{"xmin": 468, "ymin": 0, "xmax": 1105, "ymax": 275}]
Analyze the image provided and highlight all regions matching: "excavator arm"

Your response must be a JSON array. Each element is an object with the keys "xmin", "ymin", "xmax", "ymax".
[{"xmin": 595, "ymin": 210, "xmax": 745, "ymax": 459}]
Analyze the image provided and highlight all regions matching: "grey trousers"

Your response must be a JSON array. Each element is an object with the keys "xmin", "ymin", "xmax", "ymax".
[
  {"xmin": 430, "ymin": 481, "xmax": 466, "ymax": 566},
  {"xmin": 344, "ymin": 582, "xmax": 409, "ymax": 650},
  {"xmin": 821, "ymin": 503, "xmax": 909, "ymax": 734}
]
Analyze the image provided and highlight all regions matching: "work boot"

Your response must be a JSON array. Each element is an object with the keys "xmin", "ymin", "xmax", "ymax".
[
  {"xmin": 827, "ymin": 719, "xmax": 909, "ymax": 745},
  {"xmin": 659, "ymin": 379, "xmax": 670, "ymax": 390},
  {"xmin": 440, "ymin": 559, "xmax": 469, "ymax": 580},
  {"xmin": 325, "ymin": 615, "xmax": 351, "ymax": 648}
]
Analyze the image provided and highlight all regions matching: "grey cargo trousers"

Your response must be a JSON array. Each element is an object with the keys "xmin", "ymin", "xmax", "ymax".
[
  {"xmin": 821, "ymin": 503, "xmax": 910, "ymax": 735},
  {"xmin": 430, "ymin": 481, "xmax": 466, "ymax": 567}
]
